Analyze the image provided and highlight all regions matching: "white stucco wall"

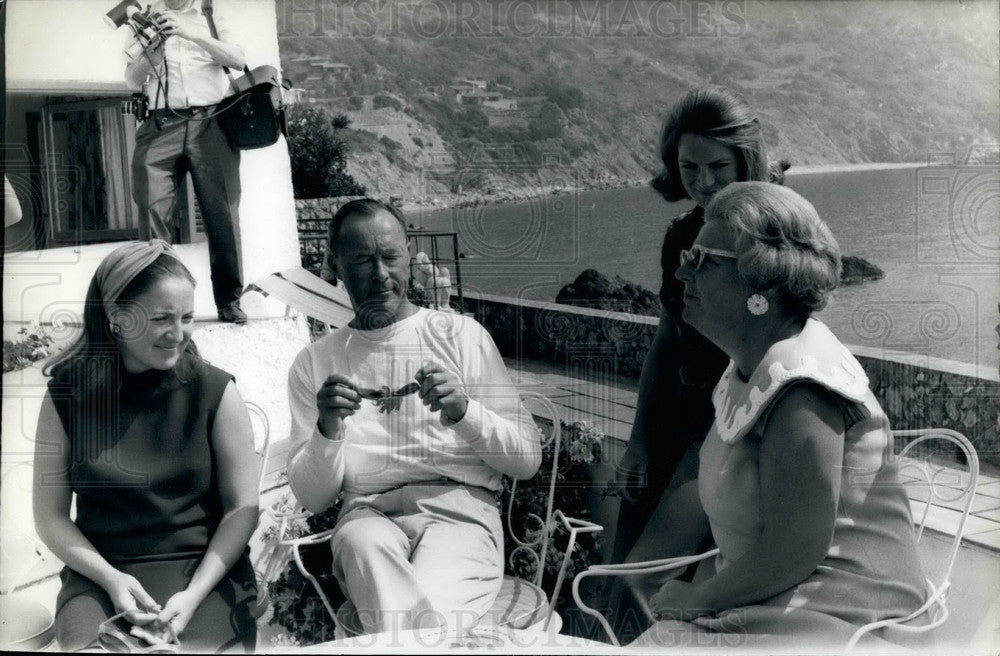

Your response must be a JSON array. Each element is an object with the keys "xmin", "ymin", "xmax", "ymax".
[{"xmin": 4, "ymin": 0, "xmax": 299, "ymax": 321}]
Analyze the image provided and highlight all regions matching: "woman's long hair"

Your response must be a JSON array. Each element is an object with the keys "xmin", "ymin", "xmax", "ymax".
[
  {"xmin": 44, "ymin": 253, "xmax": 199, "ymax": 392},
  {"xmin": 651, "ymin": 86, "xmax": 771, "ymax": 202}
]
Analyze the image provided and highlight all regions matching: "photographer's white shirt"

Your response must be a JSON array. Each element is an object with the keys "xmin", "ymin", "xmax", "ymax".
[{"xmin": 133, "ymin": 0, "xmax": 235, "ymax": 109}]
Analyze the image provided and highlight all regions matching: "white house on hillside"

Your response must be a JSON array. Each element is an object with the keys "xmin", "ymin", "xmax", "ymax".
[{"xmin": 3, "ymin": 0, "xmax": 299, "ymax": 324}]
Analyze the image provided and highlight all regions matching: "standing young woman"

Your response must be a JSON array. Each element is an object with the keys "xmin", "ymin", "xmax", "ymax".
[
  {"xmin": 608, "ymin": 87, "xmax": 777, "ymax": 640},
  {"xmin": 34, "ymin": 241, "xmax": 259, "ymax": 652}
]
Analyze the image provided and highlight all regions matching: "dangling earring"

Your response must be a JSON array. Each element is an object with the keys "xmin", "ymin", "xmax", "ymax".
[
  {"xmin": 109, "ymin": 321, "xmax": 121, "ymax": 337},
  {"xmin": 746, "ymin": 293, "xmax": 769, "ymax": 316}
]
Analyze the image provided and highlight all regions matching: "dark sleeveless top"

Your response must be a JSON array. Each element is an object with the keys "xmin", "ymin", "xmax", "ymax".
[
  {"xmin": 47, "ymin": 352, "xmax": 233, "ymax": 562},
  {"xmin": 654, "ymin": 206, "xmax": 731, "ymax": 457}
]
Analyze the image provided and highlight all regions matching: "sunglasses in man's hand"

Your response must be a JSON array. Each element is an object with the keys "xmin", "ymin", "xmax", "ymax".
[{"xmin": 355, "ymin": 381, "xmax": 421, "ymax": 413}]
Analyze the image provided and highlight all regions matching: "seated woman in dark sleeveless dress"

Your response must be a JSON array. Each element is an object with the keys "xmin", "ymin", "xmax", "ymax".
[{"xmin": 33, "ymin": 240, "xmax": 259, "ymax": 652}]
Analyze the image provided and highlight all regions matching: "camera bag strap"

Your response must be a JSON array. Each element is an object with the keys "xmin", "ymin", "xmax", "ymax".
[{"xmin": 202, "ymin": 0, "xmax": 251, "ymax": 82}]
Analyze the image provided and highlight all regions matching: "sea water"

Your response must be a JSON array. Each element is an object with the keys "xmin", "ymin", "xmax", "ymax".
[{"xmin": 411, "ymin": 167, "xmax": 999, "ymax": 370}]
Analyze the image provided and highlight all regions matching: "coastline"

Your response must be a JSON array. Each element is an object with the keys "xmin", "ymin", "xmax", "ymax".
[
  {"xmin": 789, "ymin": 162, "xmax": 926, "ymax": 175},
  {"xmin": 401, "ymin": 161, "xmax": 928, "ymax": 213}
]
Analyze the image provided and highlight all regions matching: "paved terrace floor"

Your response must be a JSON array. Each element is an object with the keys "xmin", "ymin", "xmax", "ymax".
[{"xmin": 3, "ymin": 356, "xmax": 999, "ymax": 652}]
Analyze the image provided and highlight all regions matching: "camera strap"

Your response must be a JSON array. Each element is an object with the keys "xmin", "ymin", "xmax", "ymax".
[{"xmin": 202, "ymin": 0, "xmax": 250, "ymax": 87}]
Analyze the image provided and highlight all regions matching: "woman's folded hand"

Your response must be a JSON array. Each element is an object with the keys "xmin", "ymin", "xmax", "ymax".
[
  {"xmin": 156, "ymin": 588, "xmax": 202, "ymax": 637},
  {"xmin": 104, "ymin": 571, "xmax": 161, "ymax": 624},
  {"xmin": 614, "ymin": 444, "xmax": 648, "ymax": 504},
  {"xmin": 648, "ymin": 579, "xmax": 705, "ymax": 622}
]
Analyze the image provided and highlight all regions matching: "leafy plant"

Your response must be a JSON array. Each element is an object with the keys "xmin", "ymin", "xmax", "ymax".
[
  {"xmin": 266, "ymin": 502, "xmax": 343, "ymax": 644},
  {"xmin": 3, "ymin": 324, "xmax": 55, "ymax": 373},
  {"xmin": 285, "ymin": 104, "xmax": 366, "ymax": 199}
]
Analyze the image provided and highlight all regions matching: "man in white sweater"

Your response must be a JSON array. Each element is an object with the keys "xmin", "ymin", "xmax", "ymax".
[{"xmin": 286, "ymin": 199, "xmax": 542, "ymax": 636}]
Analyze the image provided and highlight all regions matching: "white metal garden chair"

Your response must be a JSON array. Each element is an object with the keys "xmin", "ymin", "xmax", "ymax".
[
  {"xmin": 246, "ymin": 400, "xmax": 272, "ymax": 495},
  {"xmin": 246, "ymin": 399, "xmax": 314, "ymax": 621},
  {"xmin": 846, "ymin": 427, "xmax": 979, "ymax": 650},
  {"xmin": 571, "ymin": 427, "xmax": 980, "ymax": 649},
  {"xmin": 280, "ymin": 390, "xmax": 603, "ymax": 638}
]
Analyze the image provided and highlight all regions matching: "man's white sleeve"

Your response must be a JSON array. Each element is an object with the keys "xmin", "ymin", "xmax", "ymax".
[
  {"xmin": 286, "ymin": 348, "xmax": 345, "ymax": 514},
  {"xmin": 447, "ymin": 324, "xmax": 543, "ymax": 480}
]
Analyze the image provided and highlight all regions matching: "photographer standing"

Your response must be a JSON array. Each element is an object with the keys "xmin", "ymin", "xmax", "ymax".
[{"xmin": 126, "ymin": 0, "xmax": 248, "ymax": 324}]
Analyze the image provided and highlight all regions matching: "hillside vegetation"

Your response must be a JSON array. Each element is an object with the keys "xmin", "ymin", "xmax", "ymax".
[{"xmin": 277, "ymin": 0, "xmax": 999, "ymax": 202}]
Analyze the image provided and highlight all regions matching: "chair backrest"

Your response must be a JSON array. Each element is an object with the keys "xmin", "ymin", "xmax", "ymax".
[
  {"xmin": 245, "ymin": 400, "xmax": 271, "ymax": 494},
  {"xmin": 503, "ymin": 391, "xmax": 602, "ymax": 632},
  {"xmin": 893, "ymin": 428, "xmax": 980, "ymax": 589},
  {"xmin": 505, "ymin": 391, "xmax": 562, "ymax": 590},
  {"xmin": 844, "ymin": 427, "xmax": 980, "ymax": 650}
]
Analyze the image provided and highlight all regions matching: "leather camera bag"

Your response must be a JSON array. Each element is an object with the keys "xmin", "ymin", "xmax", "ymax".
[{"xmin": 203, "ymin": 1, "xmax": 286, "ymax": 150}]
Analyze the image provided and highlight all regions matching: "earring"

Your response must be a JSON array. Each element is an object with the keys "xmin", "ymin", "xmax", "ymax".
[
  {"xmin": 746, "ymin": 293, "xmax": 769, "ymax": 316},
  {"xmin": 109, "ymin": 321, "xmax": 121, "ymax": 336}
]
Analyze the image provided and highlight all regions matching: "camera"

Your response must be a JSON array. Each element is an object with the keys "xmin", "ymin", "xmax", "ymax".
[
  {"xmin": 121, "ymin": 92, "xmax": 150, "ymax": 120},
  {"xmin": 124, "ymin": 7, "xmax": 168, "ymax": 61}
]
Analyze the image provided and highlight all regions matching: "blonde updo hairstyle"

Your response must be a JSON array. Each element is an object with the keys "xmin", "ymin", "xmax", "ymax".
[{"xmin": 705, "ymin": 182, "xmax": 842, "ymax": 318}]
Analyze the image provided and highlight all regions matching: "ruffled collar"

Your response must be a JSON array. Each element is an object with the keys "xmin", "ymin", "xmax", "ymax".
[{"xmin": 711, "ymin": 318, "xmax": 869, "ymax": 444}]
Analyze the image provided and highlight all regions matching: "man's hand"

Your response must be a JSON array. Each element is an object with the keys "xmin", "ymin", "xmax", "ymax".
[
  {"xmin": 153, "ymin": 11, "xmax": 196, "ymax": 41},
  {"xmin": 124, "ymin": 16, "xmax": 166, "ymax": 63},
  {"xmin": 415, "ymin": 362, "xmax": 469, "ymax": 423},
  {"xmin": 316, "ymin": 374, "xmax": 361, "ymax": 439}
]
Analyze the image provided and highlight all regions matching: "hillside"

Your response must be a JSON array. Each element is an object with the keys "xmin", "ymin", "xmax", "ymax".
[{"xmin": 276, "ymin": 0, "xmax": 999, "ymax": 204}]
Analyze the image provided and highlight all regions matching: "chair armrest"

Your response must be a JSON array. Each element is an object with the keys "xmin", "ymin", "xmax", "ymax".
[
  {"xmin": 544, "ymin": 511, "xmax": 604, "ymax": 632},
  {"xmin": 281, "ymin": 527, "xmax": 338, "ymax": 549},
  {"xmin": 846, "ymin": 578, "xmax": 950, "ymax": 651},
  {"xmin": 570, "ymin": 548, "xmax": 720, "ymax": 647},
  {"xmin": 254, "ymin": 506, "xmax": 314, "ymax": 585}
]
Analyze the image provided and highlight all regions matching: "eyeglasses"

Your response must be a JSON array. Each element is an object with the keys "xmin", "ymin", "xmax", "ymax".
[{"xmin": 678, "ymin": 245, "xmax": 738, "ymax": 271}]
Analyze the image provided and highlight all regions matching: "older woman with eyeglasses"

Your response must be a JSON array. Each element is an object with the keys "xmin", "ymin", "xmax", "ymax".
[{"xmin": 629, "ymin": 182, "xmax": 926, "ymax": 649}]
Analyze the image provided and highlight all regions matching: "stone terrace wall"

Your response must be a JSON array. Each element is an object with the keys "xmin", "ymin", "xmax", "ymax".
[
  {"xmin": 466, "ymin": 292, "xmax": 658, "ymax": 380},
  {"xmin": 464, "ymin": 291, "xmax": 1000, "ymax": 466}
]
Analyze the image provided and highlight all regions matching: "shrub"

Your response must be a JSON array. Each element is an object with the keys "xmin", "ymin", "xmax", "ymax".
[
  {"xmin": 372, "ymin": 94, "xmax": 403, "ymax": 111},
  {"xmin": 347, "ymin": 95, "xmax": 364, "ymax": 111},
  {"xmin": 285, "ymin": 104, "xmax": 366, "ymax": 199},
  {"xmin": 453, "ymin": 107, "xmax": 489, "ymax": 139},
  {"xmin": 379, "ymin": 135, "xmax": 402, "ymax": 153},
  {"xmin": 528, "ymin": 101, "xmax": 565, "ymax": 140}
]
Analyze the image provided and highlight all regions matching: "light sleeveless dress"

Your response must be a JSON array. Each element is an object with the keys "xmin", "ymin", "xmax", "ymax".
[{"xmin": 637, "ymin": 319, "xmax": 926, "ymax": 651}]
